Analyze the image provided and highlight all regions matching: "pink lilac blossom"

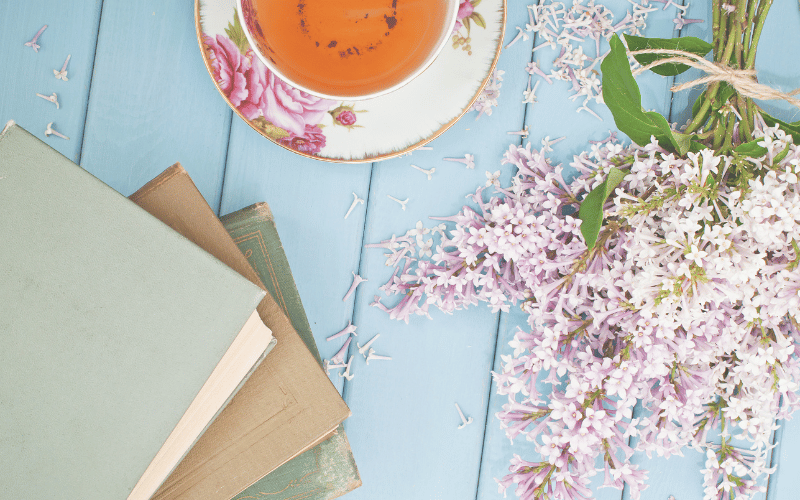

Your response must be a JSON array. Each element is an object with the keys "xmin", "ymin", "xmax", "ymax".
[
  {"xmin": 369, "ymin": 124, "xmax": 800, "ymax": 500},
  {"xmin": 522, "ymin": 0, "xmax": 697, "ymax": 117},
  {"xmin": 469, "ymin": 69, "xmax": 504, "ymax": 119}
]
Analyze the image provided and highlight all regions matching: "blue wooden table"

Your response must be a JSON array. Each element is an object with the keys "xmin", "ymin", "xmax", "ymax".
[{"xmin": 3, "ymin": 1, "xmax": 800, "ymax": 499}]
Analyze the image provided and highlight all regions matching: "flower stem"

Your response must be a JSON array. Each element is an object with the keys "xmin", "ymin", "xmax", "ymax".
[
  {"xmin": 719, "ymin": 12, "xmax": 742, "ymax": 65},
  {"xmin": 738, "ymin": 96, "xmax": 756, "ymax": 142},
  {"xmin": 712, "ymin": 0, "xmax": 723, "ymax": 57},
  {"xmin": 720, "ymin": 112, "xmax": 737, "ymax": 153},
  {"xmin": 745, "ymin": 0, "xmax": 773, "ymax": 69},
  {"xmin": 742, "ymin": 0, "xmax": 760, "ymax": 67}
]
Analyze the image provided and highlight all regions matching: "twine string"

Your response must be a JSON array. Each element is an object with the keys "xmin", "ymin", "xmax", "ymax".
[{"xmin": 628, "ymin": 48, "xmax": 800, "ymax": 110}]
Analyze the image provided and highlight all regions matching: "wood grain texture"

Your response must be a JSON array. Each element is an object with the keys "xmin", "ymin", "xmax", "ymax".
[
  {"xmin": 758, "ymin": 2, "xmax": 800, "ymax": 498},
  {"xmin": 336, "ymin": 4, "xmax": 529, "ymax": 498},
  {"xmin": 220, "ymin": 120, "xmax": 372, "ymax": 394},
  {"xmin": 0, "ymin": 0, "xmax": 102, "ymax": 163},
  {"xmin": 80, "ymin": 0, "xmax": 233, "ymax": 203}
]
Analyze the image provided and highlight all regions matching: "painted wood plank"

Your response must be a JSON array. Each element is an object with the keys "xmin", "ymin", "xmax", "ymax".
[
  {"xmin": 0, "ymin": 0, "xmax": 102, "ymax": 164},
  {"xmin": 79, "ymin": 0, "xmax": 233, "ymax": 204},
  {"xmin": 759, "ymin": 1, "xmax": 800, "ymax": 499},
  {"xmin": 751, "ymin": 0, "xmax": 800, "ymax": 124},
  {"xmin": 219, "ymin": 121, "xmax": 372, "ymax": 394},
  {"xmin": 338, "ymin": 4, "xmax": 533, "ymax": 499}
]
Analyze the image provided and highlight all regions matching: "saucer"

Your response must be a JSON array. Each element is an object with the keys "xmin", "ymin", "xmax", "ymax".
[{"xmin": 195, "ymin": 0, "xmax": 506, "ymax": 163}]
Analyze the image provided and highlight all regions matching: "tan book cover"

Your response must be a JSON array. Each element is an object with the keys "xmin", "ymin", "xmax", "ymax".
[{"xmin": 129, "ymin": 163, "xmax": 351, "ymax": 500}]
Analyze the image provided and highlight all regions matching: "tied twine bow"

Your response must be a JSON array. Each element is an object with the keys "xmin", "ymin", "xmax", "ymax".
[{"xmin": 628, "ymin": 48, "xmax": 800, "ymax": 110}]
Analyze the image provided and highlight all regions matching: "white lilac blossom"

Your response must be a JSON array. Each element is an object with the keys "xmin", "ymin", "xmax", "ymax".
[
  {"xmin": 54, "ymin": 54, "xmax": 71, "ymax": 81},
  {"xmin": 521, "ymin": 0, "xmax": 696, "ymax": 119},
  {"xmin": 344, "ymin": 192, "xmax": 364, "ymax": 219},
  {"xmin": 339, "ymin": 355, "xmax": 355, "ymax": 380},
  {"xmin": 387, "ymin": 195, "xmax": 410, "ymax": 211},
  {"xmin": 357, "ymin": 333, "xmax": 381, "ymax": 357},
  {"xmin": 36, "ymin": 92, "xmax": 59, "ymax": 109},
  {"xmin": 365, "ymin": 348, "xmax": 392, "ymax": 364},
  {"xmin": 44, "ymin": 122, "xmax": 68, "ymax": 140},
  {"xmin": 469, "ymin": 69, "xmax": 504, "ymax": 119},
  {"xmin": 411, "ymin": 164, "xmax": 436, "ymax": 180},
  {"xmin": 455, "ymin": 402, "xmax": 475, "ymax": 429},
  {"xmin": 369, "ymin": 124, "xmax": 800, "ymax": 500},
  {"xmin": 444, "ymin": 154, "xmax": 476, "ymax": 169}
]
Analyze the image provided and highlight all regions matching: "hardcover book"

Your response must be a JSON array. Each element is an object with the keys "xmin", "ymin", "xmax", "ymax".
[
  {"xmin": 129, "ymin": 164, "xmax": 355, "ymax": 500},
  {"xmin": 222, "ymin": 202, "xmax": 362, "ymax": 500},
  {"xmin": 0, "ymin": 122, "xmax": 273, "ymax": 500}
]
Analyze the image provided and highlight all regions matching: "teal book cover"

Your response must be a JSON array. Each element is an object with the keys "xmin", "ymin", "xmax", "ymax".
[
  {"xmin": 0, "ymin": 123, "xmax": 269, "ymax": 500},
  {"xmin": 222, "ymin": 203, "xmax": 362, "ymax": 500}
]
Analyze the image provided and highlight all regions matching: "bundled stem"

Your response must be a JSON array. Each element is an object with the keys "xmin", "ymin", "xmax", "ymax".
[{"xmin": 688, "ymin": 0, "xmax": 775, "ymax": 146}]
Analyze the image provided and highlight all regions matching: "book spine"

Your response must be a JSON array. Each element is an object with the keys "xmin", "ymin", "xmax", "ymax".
[
  {"xmin": 222, "ymin": 203, "xmax": 361, "ymax": 500},
  {"xmin": 221, "ymin": 203, "xmax": 321, "ymax": 364}
]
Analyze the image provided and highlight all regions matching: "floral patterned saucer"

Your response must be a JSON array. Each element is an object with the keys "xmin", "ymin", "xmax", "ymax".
[{"xmin": 195, "ymin": 0, "xmax": 506, "ymax": 163}]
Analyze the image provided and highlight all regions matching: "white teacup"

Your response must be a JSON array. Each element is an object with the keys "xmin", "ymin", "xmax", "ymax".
[{"xmin": 236, "ymin": 0, "xmax": 459, "ymax": 101}]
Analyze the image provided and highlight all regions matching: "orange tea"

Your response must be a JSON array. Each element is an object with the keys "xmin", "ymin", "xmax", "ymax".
[{"xmin": 247, "ymin": 0, "xmax": 452, "ymax": 98}]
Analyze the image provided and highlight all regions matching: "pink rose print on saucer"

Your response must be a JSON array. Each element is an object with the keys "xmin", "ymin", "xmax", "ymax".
[
  {"xmin": 262, "ymin": 70, "xmax": 334, "ymax": 138},
  {"xmin": 204, "ymin": 34, "xmax": 250, "ymax": 108},
  {"xmin": 337, "ymin": 110, "xmax": 357, "ymax": 126},
  {"xmin": 457, "ymin": 0, "xmax": 474, "ymax": 24},
  {"xmin": 202, "ymin": 11, "xmax": 340, "ymax": 156},
  {"xmin": 279, "ymin": 124, "xmax": 327, "ymax": 155},
  {"xmin": 451, "ymin": 0, "xmax": 485, "ymax": 56},
  {"xmin": 329, "ymin": 104, "xmax": 366, "ymax": 130}
]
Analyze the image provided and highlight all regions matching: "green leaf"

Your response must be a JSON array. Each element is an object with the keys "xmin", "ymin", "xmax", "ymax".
[
  {"xmin": 689, "ymin": 139, "xmax": 706, "ymax": 153},
  {"xmin": 624, "ymin": 34, "xmax": 712, "ymax": 76},
  {"xmin": 225, "ymin": 9, "xmax": 250, "ymax": 55},
  {"xmin": 775, "ymin": 143, "xmax": 792, "ymax": 164},
  {"xmin": 470, "ymin": 0, "xmax": 482, "ymax": 7},
  {"xmin": 717, "ymin": 83, "xmax": 736, "ymax": 109},
  {"xmin": 601, "ymin": 35, "xmax": 691, "ymax": 155},
  {"xmin": 762, "ymin": 111, "xmax": 800, "ymax": 144},
  {"xmin": 463, "ymin": 15, "xmax": 471, "ymax": 35},
  {"xmin": 579, "ymin": 167, "xmax": 626, "ymax": 250},
  {"xmin": 471, "ymin": 12, "xmax": 486, "ymax": 29},
  {"xmin": 734, "ymin": 139, "xmax": 768, "ymax": 157}
]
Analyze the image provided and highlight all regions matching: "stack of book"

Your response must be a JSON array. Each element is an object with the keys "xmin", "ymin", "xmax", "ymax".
[{"xmin": 0, "ymin": 122, "xmax": 361, "ymax": 500}]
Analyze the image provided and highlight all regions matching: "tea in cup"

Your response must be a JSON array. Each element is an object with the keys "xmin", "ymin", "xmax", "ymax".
[{"xmin": 237, "ymin": 0, "xmax": 459, "ymax": 100}]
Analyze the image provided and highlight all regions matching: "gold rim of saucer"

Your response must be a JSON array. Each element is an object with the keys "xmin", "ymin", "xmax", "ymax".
[{"xmin": 194, "ymin": 0, "xmax": 507, "ymax": 164}]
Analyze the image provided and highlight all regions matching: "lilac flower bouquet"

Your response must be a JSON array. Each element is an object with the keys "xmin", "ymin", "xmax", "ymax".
[{"xmin": 370, "ymin": 1, "xmax": 800, "ymax": 499}]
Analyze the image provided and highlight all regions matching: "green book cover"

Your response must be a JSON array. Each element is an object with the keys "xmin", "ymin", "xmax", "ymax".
[
  {"xmin": 221, "ymin": 202, "xmax": 361, "ymax": 500},
  {"xmin": 0, "ymin": 123, "xmax": 269, "ymax": 500}
]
